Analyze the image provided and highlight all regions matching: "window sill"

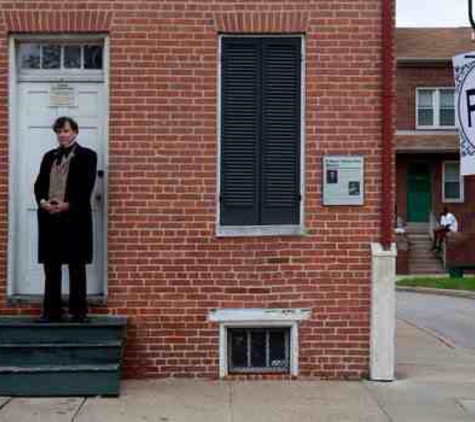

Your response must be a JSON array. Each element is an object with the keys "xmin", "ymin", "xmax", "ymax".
[
  {"xmin": 216, "ymin": 225, "xmax": 305, "ymax": 237},
  {"xmin": 209, "ymin": 308, "xmax": 311, "ymax": 323},
  {"xmin": 415, "ymin": 126, "xmax": 456, "ymax": 131},
  {"xmin": 442, "ymin": 199, "xmax": 464, "ymax": 204}
]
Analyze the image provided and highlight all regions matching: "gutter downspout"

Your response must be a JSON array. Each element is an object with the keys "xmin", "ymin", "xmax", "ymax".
[{"xmin": 381, "ymin": 0, "xmax": 394, "ymax": 250}]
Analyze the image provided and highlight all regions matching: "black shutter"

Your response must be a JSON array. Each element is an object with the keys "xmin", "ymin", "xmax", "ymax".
[
  {"xmin": 220, "ymin": 37, "xmax": 301, "ymax": 227},
  {"xmin": 220, "ymin": 39, "xmax": 260, "ymax": 225},
  {"xmin": 261, "ymin": 38, "xmax": 301, "ymax": 225}
]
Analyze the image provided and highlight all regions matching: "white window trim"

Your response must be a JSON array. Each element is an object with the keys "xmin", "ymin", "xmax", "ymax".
[
  {"xmin": 208, "ymin": 308, "xmax": 311, "ymax": 378},
  {"xmin": 442, "ymin": 160, "xmax": 464, "ymax": 203},
  {"xmin": 215, "ymin": 34, "xmax": 306, "ymax": 237},
  {"xmin": 416, "ymin": 87, "xmax": 455, "ymax": 130}
]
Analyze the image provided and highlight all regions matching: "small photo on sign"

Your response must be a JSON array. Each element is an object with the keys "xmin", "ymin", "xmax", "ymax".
[
  {"xmin": 326, "ymin": 169, "xmax": 338, "ymax": 184},
  {"xmin": 348, "ymin": 181, "xmax": 360, "ymax": 196}
]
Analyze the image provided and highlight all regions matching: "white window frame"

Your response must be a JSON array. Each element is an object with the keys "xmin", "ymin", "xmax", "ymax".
[
  {"xmin": 216, "ymin": 35, "xmax": 306, "ymax": 237},
  {"xmin": 208, "ymin": 308, "xmax": 311, "ymax": 378},
  {"xmin": 442, "ymin": 160, "xmax": 464, "ymax": 203},
  {"xmin": 416, "ymin": 87, "xmax": 455, "ymax": 129}
]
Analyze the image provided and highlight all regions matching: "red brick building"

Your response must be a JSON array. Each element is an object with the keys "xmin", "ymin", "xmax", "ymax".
[
  {"xmin": 0, "ymin": 1, "xmax": 393, "ymax": 380},
  {"xmin": 396, "ymin": 28, "xmax": 475, "ymax": 230}
]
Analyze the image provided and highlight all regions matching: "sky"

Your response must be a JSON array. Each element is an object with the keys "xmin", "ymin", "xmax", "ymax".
[{"xmin": 396, "ymin": 0, "xmax": 469, "ymax": 27}]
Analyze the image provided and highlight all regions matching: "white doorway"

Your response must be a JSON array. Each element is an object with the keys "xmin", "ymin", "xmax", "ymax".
[{"xmin": 8, "ymin": 37, "xmax": 108, "ymax": 297}]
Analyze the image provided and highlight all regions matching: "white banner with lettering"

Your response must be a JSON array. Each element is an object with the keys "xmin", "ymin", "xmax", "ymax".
[{"xmin": 453, "ymin": 51, "xmax": 475, "ymax": 175}]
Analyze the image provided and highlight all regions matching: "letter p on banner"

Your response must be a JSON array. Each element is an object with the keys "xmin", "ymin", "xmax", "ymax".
[{"xmin": 454, "ymin": 51, "xmax": 475, "ymax": 176}]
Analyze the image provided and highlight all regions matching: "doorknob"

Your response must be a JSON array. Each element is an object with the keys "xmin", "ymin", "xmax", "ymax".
[{"xmin": 98, "ymin": 170, "xmax": 104, "ymax": 178}]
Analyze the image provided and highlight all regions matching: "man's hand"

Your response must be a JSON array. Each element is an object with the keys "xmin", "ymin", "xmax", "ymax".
[
  {"xmin": 51, "ymin": 201, "xmax": 70, "ymax": 213},
  {"xmin": 41, "ymin": 200, "xmax": 70, "ymax": 214}
]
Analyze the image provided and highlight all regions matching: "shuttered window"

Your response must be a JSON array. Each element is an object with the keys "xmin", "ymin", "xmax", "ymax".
[{"xmin": 220, "ymin": 37, "xmax": 301, "ymax": 227}]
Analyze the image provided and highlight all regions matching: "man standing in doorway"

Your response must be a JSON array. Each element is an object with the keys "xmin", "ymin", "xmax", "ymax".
[{"xmin": 34, "ymin": 116, "xmax": 97, "ymax": 323}]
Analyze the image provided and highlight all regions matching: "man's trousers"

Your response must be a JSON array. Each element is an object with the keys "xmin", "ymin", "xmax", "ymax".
[{"xmin": 43, "ymin": 261, "xmax": 87, "ymax": 318}]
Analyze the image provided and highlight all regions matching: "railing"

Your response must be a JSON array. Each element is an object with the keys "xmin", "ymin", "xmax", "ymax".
[{"xmin": 429, "ymin": 211, "xmax": 437, "ymax": 241}]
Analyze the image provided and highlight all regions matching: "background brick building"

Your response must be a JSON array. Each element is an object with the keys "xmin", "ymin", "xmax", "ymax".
[
  {"xmin": 395, "ymin": 27, "xmax": 475, "ymax": 275},
  {"xmin": 396, "ymin": 27, "xmax": 475, "ymax": 229},
  {"xmin": 0, "ymin": 1, "xmax": 391, "ymax": 380}
]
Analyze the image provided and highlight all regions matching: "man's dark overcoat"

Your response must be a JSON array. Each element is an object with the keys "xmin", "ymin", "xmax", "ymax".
[{"xmin": 34, "ymin": 143, "xmax": 97, "ymax": 264}]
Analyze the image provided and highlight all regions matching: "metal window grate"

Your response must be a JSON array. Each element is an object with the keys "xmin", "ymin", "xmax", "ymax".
[{"xmin": 228, "ymin": 327, "xmax": 290, "ymax": 373}]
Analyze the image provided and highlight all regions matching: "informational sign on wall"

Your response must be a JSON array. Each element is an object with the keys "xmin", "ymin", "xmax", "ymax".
[{"xmin": 323, "ymin": 156, "xmax": 364, "ymax": 205}]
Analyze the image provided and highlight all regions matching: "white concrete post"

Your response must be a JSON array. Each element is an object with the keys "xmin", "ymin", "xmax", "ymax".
[{"xmin": 370, "ymin": 242, "xmax": 397, "ymax": 381}]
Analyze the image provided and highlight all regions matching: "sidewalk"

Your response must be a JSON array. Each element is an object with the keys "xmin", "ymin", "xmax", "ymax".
[{"xmin": 0, "ymin": 319, "xmax": 473, "ymax": 422}]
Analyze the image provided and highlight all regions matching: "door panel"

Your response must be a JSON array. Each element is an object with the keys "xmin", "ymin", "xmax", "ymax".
[
  {"xmin": 407, "ymin": 164, "xmax": 431, "ymax": 222},
  {"xmin": 15, "ymin": 82, "xmax": 105, "ymax": 295}
]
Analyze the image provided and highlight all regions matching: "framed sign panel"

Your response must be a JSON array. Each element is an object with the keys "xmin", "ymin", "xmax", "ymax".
[{"xmin": 323, "ymin": 156, "xmax": 364, "ymax": 205}]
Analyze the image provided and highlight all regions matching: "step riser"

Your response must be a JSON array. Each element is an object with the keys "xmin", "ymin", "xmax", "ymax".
[
  {"xmin": 0, "ymin": 326, "xmax": 124, "ymax": 344},
  {"xmin": 410, "ymin": 269, "xmax": 445, "ymax": 272},
  {"xmin": 0, "ymin": 347, "xmax": 121, "ymax": 367},
  {"xmin": 0, "ymin": 316, "xmax": 126, "ymax": 397},
  {"xmin": 0, "ymin": 371, "xmax": 120, "ymax": 397},
  {"xmin": 406, "ymin": 229, "xmax": 445, "ymax": 274}
]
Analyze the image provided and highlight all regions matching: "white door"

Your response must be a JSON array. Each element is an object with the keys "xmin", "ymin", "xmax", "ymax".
[{"xmin": 14, "ymin": 81, "xmax": 105, "ymax": 295}]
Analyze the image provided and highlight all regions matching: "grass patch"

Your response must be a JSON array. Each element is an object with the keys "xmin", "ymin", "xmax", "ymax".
[{"xmin": 397, "ymin": 277, "xmax": 475, "ymax": 291}]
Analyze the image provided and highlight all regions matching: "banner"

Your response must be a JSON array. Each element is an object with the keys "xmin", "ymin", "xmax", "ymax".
[{"xmin": 453, "ymin": 51, "xmax": 475, "ymax": 176}]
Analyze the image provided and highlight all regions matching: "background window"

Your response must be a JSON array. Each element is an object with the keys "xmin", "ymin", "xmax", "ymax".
[
  {"xmin": 439, "ymin": 89, "xmax": 455, "ymax": 126},
  {"xmin": 417, "ymin": 90, "xmax": 434, "ymax": 126},
  {"xmin": 443, "ymin": 161, "xmax": 464, "ymax": 202},
  {"xmin": 417, "ymin": 88, "xmax": 455, "ymax": 128},
  {"xmin": 220, "ymin": 37, "xmax": 301, "ymax": 226}
]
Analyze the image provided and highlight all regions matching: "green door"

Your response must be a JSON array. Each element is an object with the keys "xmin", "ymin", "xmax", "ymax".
[{"xmin": 407, "ymin": 164, "xmax": 431, "ymax": 222}]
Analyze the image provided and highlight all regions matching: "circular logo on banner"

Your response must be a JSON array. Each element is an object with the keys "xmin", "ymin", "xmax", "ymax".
[{"xmin": 458, "ymin": 61, "xmax": 475, "ymax": 150}]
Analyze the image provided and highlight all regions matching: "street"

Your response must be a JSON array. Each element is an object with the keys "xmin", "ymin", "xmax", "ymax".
[{"xmin": 397, "ymin": 291, "xmax": 475, "ymax": 353}]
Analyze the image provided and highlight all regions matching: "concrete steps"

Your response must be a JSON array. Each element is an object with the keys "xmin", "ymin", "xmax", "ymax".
[
  {"xmin": 406, "ymin": 223, "xmax": 446, "ymax": 275},
  {"xmin": 0, "ymin": 316, "xmax": 127, "ymax": 396}
]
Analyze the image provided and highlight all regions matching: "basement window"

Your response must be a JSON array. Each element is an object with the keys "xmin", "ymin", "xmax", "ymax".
[
  {"xmin": 208, "ymin": 308, "xmax": 311, "ymax": 378},
  {"xmin": 228, "ymin": 327, "xmax": 290, "ymax": 373}
]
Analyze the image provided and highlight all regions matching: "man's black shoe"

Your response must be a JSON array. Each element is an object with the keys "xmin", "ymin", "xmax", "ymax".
[
  {"xmin": 71, "ymin": 315, "xmax": 89, "ymax": 323},
  {"xmin": 35, "ymin": 314, "xmax": 63, "ymax": 323}
]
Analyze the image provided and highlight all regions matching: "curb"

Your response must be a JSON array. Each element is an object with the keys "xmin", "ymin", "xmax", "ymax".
[{"xmin": 396, "ymin": 286, "xmax": 475, "ymax": 300}]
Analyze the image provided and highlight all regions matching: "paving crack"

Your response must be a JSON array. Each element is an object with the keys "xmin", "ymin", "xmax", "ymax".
[
  {"xmin": 71, "ymin": 397, "xmax": 87, "ymax": 422},
  {"xmin": 361, "ymin": 382, "xmax": 396, "ymax": 422}
]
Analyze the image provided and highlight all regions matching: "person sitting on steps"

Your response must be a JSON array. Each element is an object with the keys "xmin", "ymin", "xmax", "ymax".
[{"xmin": 431, "ymin": 207, "xmax": 458, "ymax": 253}]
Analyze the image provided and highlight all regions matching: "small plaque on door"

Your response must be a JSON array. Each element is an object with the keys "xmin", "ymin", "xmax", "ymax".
[{"xmin": 50, "ymin": 83, "xmax": 76, "ymax": 107}]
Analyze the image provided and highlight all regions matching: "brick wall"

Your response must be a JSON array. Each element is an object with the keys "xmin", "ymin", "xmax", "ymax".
[
  {"xmin": 0, "ymin": 0, "xmax": 386, "ymax": 379},
  {"xmin": 396, "ymin": 64, "xmax": 453, "ymax": 130}
]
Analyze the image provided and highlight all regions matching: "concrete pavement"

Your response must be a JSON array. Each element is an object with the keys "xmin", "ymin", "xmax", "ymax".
[{"xmin": 0, "ymin": 319, "xmax": 473, "ymax": 421}]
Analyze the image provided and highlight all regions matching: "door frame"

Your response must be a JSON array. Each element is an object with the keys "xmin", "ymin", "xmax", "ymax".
[
  {"xmin": 7, "ymin": 34, "xmax": 110, "ymax": 299},
  {"xmin": 406, "ymin": 161, "xmax": 432, "ymax": 223}
]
